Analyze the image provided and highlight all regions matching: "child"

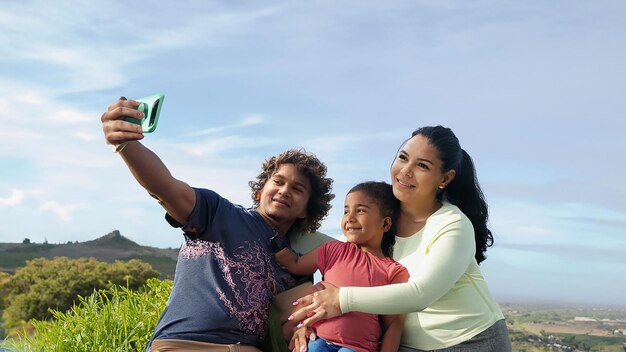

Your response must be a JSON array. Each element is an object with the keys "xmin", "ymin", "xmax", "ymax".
[{"xmin": 275, "ymin": 181, "xmax": 409, "ymax": 352}]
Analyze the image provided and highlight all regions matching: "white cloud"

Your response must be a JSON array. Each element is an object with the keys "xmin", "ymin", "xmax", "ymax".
[
  {"xmin": 74, "ymin": 131, "xmax": 98, "ymax": 141},
  {"xmin": 15, "ymin": 91, "xmax": 46, "ymax": 105},
  {"xmin": 302, "ymin": 135, "xmax": 362, "ymax": 153},
  {"xmin": 0, "ymin": 189, "xmax": 24, "ymax": 207},
  {"xmin": 241, "ymin": 114, "xmax": 264, "ymax": 126},
  {"xmin": 187, "ymin": 114, "xmax": 265, "ymax": 137},
  {"xmin": 120, "ymin": 207, "xmax": 150, "ymax": 225},
  {"xmin": 167, "ymin": 134, "xmax": 276, "ymax": 156},
  {"xmin": 144, "ymin": 7, "xmax": 281, "ymax": 49},
  {"xmin": 0, "ymin": 3, "xmax": 283, "ymax": 94},
  {"xmin": 39, "ymin": 201, "xmax": 76, "ymax": 223},
  {"xmin": 49, "ymin": 108, "xmax": 93, "ymax": 123}
]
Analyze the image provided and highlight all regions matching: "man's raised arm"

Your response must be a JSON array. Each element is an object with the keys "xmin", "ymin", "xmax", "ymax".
[{"xmin": 101, "ymin": 97, "xmax": 195, "ymax": 224}]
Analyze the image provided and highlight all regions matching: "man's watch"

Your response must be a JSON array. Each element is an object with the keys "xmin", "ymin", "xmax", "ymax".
[{"xmin": 269, "ymin": 231, "xmax": 289, "ymax": 253}]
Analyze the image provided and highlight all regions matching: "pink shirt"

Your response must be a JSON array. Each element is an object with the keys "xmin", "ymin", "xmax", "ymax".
[{"xmin": 315, "ymin": 241, "xmax": 409, "ymax": 352}]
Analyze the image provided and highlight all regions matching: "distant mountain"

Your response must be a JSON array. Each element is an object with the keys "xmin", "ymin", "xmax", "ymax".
[
  {"xmin": 83, "ymin": 230, "xmax": 143, "ymax": 248},
  {"xmin": 0, "ymin": 230, "xmax": 178, "ymax": 278}
]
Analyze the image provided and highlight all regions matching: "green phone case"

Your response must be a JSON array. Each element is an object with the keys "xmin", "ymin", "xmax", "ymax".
[{"xmin": 123, "ymin": 94, "xmax": 164, "ymax": 133}]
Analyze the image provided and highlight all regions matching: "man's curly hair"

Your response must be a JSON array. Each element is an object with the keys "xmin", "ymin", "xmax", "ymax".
[{"xmin": 249, "ymin": 148, "xmax": 334, "ymax": 234}]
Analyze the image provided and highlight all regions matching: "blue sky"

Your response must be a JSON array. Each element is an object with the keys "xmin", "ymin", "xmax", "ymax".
[{"xmin": 1, "ymin": 1, "xmax": 625, "ymax": 307}]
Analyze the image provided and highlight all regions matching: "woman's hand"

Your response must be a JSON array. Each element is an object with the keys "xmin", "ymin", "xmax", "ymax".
[
  {"xmin": 288, "ymin": 282, "xmax": 342, "ymax": 328},
  {"xmin": 100, "ymin": 97, "xmax": 145, "ymax": 146}
]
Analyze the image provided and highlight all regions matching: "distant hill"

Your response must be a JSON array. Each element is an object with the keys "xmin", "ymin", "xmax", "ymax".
[{"xmin": 0, "ymin": 230, "xmax": 178, "ymax": 278}]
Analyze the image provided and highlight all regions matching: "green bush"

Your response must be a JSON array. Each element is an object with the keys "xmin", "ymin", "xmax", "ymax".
[
  {"xmin": 1, "ymin": 278, "xmax": 172, "ymax": 352},
  {"xmin": 1, "ymin": 257, "xmax": 159, "ymax": 333}
]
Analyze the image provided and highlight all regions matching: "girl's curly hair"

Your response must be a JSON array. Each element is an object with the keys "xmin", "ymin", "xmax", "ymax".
[{"xmin": 249, "ymin": 148, "xmax": 334, "ymax": 234}]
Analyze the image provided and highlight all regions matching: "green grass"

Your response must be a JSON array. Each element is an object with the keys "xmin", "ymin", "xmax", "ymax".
[{"xmin": 1, "ymin": 278, "xmax": 172, "ymax": 352}]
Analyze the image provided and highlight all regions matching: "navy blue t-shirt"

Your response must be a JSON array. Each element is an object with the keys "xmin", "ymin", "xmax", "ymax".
[{"xmin": 147, "ymin": 188, "xmax": 297, "ymax": 348}]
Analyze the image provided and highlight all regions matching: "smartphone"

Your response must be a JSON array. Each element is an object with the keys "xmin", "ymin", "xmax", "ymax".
[{"xmin": 123, "ymin": 94, "xmax": 164, "ymax": 133}]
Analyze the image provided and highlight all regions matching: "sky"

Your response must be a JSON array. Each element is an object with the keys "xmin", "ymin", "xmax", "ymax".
[{"xmin": 0, "ymin": 1, "xmax": 625, "ymax": 308}]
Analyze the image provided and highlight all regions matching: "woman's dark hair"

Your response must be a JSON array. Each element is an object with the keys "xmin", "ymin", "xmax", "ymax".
[
  {"xmin": 249, "ymin": 148, "xmax": 335, "ymax": 234},
  {"xmin": 348, "ymin": 181, "xmax": 400, "ymax": 258},
  {"xmin": 411, "ymin": 126, "xmax": 493, "ymax": 264}
]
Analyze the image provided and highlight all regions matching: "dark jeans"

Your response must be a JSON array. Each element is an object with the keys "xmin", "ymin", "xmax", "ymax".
[{"xmin": 398, "ymin": 319, "xmax": 512, "ymax": 352}]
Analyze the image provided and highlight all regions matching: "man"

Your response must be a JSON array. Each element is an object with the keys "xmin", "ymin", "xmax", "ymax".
[{"xmin": 101, "ymin": 97, "xmax": 334, "ymax": 352}]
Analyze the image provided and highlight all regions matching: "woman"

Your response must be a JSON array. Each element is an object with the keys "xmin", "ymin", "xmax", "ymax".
[{"xmin": 289, "ymin": 126, "xmax": 511, "ymax": 351}]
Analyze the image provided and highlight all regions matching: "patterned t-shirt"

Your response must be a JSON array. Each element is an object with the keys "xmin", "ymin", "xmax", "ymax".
[{"xmin": 147, "ymin": 188, "xmax": 297, "ymax": 348}]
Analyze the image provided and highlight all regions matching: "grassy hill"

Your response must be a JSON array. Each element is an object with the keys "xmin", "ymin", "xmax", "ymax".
[{"xmin": 0, "ymin": 230, "xmax": 178, "ymax": 278}]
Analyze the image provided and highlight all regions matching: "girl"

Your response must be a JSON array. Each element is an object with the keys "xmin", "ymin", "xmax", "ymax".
[{"xmin": 275, "ymin": 181, "xmax": 409, "ymax": 352}]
